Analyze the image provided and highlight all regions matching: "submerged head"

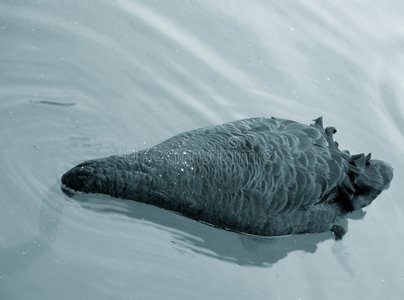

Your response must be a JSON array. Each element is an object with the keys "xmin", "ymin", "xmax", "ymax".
[
  {"xmin": 61, "ymin": 155, "xmax": 154, "ymax": 199},
  {"xmin": 350, "ymin": 159, "xmax": 393, "ymax": 210},
  {"xmin": 61, "ymin": 158, "xmax": 114, "ymax": 196}
]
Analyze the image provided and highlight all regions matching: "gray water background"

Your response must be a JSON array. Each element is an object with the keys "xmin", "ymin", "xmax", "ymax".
[{"xmin": 0, "ymin": 1, "xmax": 403, "ymax": 299}]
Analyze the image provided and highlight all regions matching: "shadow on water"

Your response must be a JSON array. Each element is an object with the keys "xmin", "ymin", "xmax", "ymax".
[
  {"xmin": 0, "ymin": 185, "xmax": 65, "ymax": 276},
  {"xmin": 68, "ymin": 193, "xmax": 356, "ymax": 267}
]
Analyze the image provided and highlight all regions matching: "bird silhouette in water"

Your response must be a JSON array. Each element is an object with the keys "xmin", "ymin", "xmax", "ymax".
[{"xmin": 61, "ymin": 117, "xmax": 393, "ymax": 240}]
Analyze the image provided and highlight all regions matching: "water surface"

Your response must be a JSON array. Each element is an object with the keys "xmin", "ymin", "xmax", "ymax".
[{"xmin": 1, "ymin": 1, "xmax": 403, "ymax": 299}]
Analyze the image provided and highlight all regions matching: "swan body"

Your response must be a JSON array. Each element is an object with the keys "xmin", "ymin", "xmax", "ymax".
[{"xmin": 61, "ymin": 117, "xmax": 393, "ymax": 238}]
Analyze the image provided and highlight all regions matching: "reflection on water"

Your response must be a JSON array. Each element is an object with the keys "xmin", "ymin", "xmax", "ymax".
[
  {"xmin": 0, "ymin": 0, "xmax": 403, "ymax": 299},
  {"xmin": 71, "ymin": 193, "xmax": 335, "ymax": 267}
]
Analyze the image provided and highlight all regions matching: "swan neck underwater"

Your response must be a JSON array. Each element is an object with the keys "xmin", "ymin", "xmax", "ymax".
[{"xmin": 61, "ymin": 117, "xmax": 393, "ymax": 238}]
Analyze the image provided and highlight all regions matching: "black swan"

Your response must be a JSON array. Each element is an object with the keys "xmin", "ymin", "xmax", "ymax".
[{"xmin": 61, "ymin": 117, "xmax": 393, "ymax": 239}]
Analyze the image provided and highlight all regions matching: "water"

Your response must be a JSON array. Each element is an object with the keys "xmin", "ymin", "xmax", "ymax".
[{"xmin": 1, "ymin": 1, "xmax": 403, "ymax": 299}]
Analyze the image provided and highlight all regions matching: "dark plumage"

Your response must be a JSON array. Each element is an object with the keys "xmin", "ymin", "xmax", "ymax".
[{"xmin": 61, "ymin": 117, "xmax": 393, "ymax": 238}]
